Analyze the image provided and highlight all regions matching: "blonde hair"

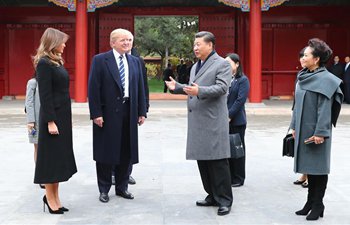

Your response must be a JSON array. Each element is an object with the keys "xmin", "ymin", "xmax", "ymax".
[
  {"xmin": 33, "ymin": 27, "xmax": 69, "ymax": 68},
  {"xmin": 110, "ymin": 28, "xmax": 132, "ymax": 47}
]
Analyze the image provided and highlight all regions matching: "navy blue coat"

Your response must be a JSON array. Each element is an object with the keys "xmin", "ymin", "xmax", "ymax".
[
  {"xmin": 227, "ymin": 74, "xmax": 250, "ymax": 126},
  {"xmin": 88, "ymin": 50, "xmax": 146, "ymax": 165}
]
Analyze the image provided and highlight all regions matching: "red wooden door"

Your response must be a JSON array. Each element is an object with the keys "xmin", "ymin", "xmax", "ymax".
[
  {"xmin": 199, "ymin": 13, "xmax": 235, "ymax": 57},
  {"xmin": 272, "ymin": 26, "xmax": 327, "ymax": 96},
  {"xmin": 7, "ymin": 25, "xmax": 37, "ymax": 95},
  {"xmin": 0, "ymin": 25, "xmax": 6, "ymax": 98},
  {"xmin": 98, "ymin": 13, "xmax": 134, "ymax": 53},
  {"xmin": 6, "ymin": 24, "xmax": 75, "ymax": 96}
]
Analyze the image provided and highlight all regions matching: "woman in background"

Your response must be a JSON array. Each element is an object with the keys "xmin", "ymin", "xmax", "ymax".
[
  {"xmin": 25, "ymin": 75, "xmax": 44, "ymax": 189},
  {"xmin": 225, "ymin": 53, "xmax": 250, "ymax": 187},
  {"xmin": 33, "ymin": 27, "xmax": 77, "ymax": 214},
  {"xmin": 293, "ymin": 47, "xmax": 308, "ymax": 189}
]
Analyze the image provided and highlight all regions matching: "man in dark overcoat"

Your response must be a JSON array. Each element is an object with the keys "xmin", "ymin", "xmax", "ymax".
[
  {"xmin": 343, "ymin": 56, "xmax": 350, "ymax": 103},
  {"xmin": 88, "ymin": 28, "xmax": 147, "ymax": 203},
  {"xmin": 327, "ymin": 55, "xmax": 344, "ymax": 94}
]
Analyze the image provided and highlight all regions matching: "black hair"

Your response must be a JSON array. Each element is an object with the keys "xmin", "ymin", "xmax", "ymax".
[
  {"xmin": 299, "ymin": 47, "xmax": 306, "ymax": 59},
  {"xmin": 195, "ymin": 31, "xmax": 215, "ymax": 48},
  {"xmin": 308, "ymin": 38, "xmax": 333, "ymax": 67},
  {"xmin": 226, "ymin": 53, "xmax": 243, "ymax": 78}
]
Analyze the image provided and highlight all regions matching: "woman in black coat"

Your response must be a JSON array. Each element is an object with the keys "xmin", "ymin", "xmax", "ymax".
[
  {"xmin": 225, "ymin": 53, "xmax": 250, "ymax": 187},
  {"xmin": 33, "ymin": 27, "xmax": 77, "ymax": 214}
]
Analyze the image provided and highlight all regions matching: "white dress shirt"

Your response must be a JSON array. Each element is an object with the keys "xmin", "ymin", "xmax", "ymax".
[
  {"xmin": 113, "ymin": 49, "xmax": 129, "ymax": 98},
  {"xmin": 345, "ymin": 62, "xmax": 350, "ymax": 72}
]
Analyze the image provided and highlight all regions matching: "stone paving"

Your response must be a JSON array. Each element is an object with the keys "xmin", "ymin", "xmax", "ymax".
[{"xmin": 0, "ymin": 100, "xmax": 349, "ymax": 225}]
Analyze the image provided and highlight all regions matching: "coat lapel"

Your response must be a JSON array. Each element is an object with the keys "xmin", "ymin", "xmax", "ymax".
[
  {"xmin": 126, "ymin": 54, "xmax": 134, "ymax": 84},
  {"xmin": 105, "ymin": 50, "xmax": 123, "ymax": 91},
  {"xmin": 192, "ymin": 53, "xmax": 218, "ymax": 83}
]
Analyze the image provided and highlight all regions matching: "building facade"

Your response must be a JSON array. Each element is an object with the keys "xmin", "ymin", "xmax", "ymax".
[{"xmin": 1, "ymin": 0, "xmax": 350, "ymax": 101}]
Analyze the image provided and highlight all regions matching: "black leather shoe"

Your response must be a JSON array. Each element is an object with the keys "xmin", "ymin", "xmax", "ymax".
[
  {"xmin": 128, "ymin": 176, "xmax": 136, "ymax": 185},
  {"xmin": 231, "ymin": 183, "xmax": 243, "ymax": 187},
  {"xmin": 116, "ymin": 190, "xmax": 134, "ymax": 199},
  {"xmin": 217, "ymin": 206, "xmax": 231, "ymax": 216},
  {"xmin": 99, "ymin": 193, "xmax": 109, "ymax": 203},
  {"xmin": 196, "ymin": 200, "xmax": 217, "ymax": 207},
  {"xmin": 293, "ymin": 179, "xmax": 306, "ymax": 185}
]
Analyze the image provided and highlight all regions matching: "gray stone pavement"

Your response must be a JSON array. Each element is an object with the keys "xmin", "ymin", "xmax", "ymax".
[{"xmin": 0, "ymin": 100, "xmax": 350, "ymax": 224}]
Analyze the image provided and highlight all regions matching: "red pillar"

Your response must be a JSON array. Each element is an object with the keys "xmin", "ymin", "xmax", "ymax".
[
  {"xmin": 249, "ymin": 0, "xmax": 262, "ymax": 103},
  {"xmin": 74, "ymin": 0, "xmax": 88, "ymax": 102}
]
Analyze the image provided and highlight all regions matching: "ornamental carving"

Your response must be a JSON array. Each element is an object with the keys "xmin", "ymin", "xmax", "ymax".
[
  {"xmin": 48, "ymin": 0, "xmax": 119, "ymax": 12},
  {"xmin": 218, "ymin": 0, "xmax": 289, "ymax": 11}
]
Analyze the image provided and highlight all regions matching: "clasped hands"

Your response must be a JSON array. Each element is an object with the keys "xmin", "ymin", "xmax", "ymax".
[{"xmin": 165, "ymin": 77, "xmax": 199, "ymax": 96}]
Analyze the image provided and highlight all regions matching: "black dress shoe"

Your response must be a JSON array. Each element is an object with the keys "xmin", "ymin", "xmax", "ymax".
[
  {"xmin": 116, "ymin": 190, "xmax": 134, "ymax": 199},
  {"xmin": 128, "ymin": 176, "xmax": 136, "ymax": 185},
  {"xmin": 231, "ymin": 183, "xmax": 243, "ymax": 187},
  {"xmin": 99, "ymin": 193, "xmax": 109, "ymax": 203},
  {"xmin": 301, "ymin": 181, "xmax": 309, "ymax": 188},
  {"xmin": 293, "ymin": 179, "xmax": 306, "ymax": 185},
  {"xmin": 196, "ymin": 200, "xmax": 217, "ymax": 207},
  {"xmin": 217, "ymin": 206, "xmax": 231, "ymax": 216}
]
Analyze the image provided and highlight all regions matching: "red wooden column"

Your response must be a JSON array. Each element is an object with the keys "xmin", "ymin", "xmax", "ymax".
[
  {"xmin": 249, "ymin": 0, "xmax": 262, "ymax": 102},
  {"xmin": 75, "ymin": 0, "xmax": 88, "ymax": 102}
]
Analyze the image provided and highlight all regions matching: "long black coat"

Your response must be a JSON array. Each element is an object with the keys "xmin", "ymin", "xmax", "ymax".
[
  {"xmin": 34, "ymin": 57, "xmax": 77, "ymax": 183},
  {"xmin": 344, "ymin": 63, "xmax": 350, "ymax": 103},
  {"xmin": 88, "ymin": 50, "xmax": 147, "ymax": 165}
]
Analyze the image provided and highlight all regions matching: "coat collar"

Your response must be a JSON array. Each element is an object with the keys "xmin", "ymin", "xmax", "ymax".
[
  {"xmin": 105, "ymin": 50, "xmax": 126, "ymax": 91},
  {"xmin": 192, "ymin": 52, "xmax": 218, "ymax": 82}
]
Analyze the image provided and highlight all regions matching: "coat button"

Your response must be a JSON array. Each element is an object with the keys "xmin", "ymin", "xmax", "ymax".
[
  {"xmin": 116, "ymin": 109, "xmax": 119, "ymax": 113},
  {"xmin": 117, "ymin": 97, "xmax": 120, "ymax": 100},
  {"xmin": 189, "ymin": 109, "xmax": 192, "ymax": 112}
]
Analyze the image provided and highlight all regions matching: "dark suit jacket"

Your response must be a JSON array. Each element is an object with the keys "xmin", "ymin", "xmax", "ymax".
[
  {"xmin": 227, "ymin": 74, "xmax": 250, "ymax": 126},
  {"xmin": 88, "ymin": 50, "xmax": 146, "ymax": 165},
  {"xmin": 327, "ymin": 63, "xmax": 344, "ymax": 79}
]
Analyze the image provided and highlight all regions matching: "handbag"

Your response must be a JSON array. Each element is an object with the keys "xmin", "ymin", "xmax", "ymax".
[
  {"xmin": 282, "ymin": 129, "xmax": 294, "ymax": 157},
  {"xmin": 229, "ymin": 133, "xmax": 245, "ymax": 159}
]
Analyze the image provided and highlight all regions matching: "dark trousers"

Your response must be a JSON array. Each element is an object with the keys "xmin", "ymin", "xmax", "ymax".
[
  {"xmin": 228, "ymin": 124, "xmax": 246, "ymax": 185},
  {"xmin": 112, "ymin": 163, "xmax": 133, "ymax": 177},
  {"xmin": 163, "ymin": 81, "xmax": 168, "ymax": 93},
  {"xmin": 96, "ymin": 101, "xmax": 131, "ymax": 194},
  {"xmin": 197, "ymin": 159, "xmax": 233, "ymax": 207}
]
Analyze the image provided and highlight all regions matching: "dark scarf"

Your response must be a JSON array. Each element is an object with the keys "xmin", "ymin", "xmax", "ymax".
[
  {"xmin": 297, "ymin": 67, "xmax": 344, "ymax": 126},
  {"xmin": 195, "ymin": 50, "xmax": 216, "ymax": 75}
]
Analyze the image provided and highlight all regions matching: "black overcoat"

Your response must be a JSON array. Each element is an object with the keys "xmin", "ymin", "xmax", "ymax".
[{"xmin": 88, "ymin": 50, "xmax": 146, "ymax": 165}]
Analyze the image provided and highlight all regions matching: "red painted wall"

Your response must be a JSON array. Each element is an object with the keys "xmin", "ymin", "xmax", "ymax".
[
  {"xmin": 0, "ymin": 7, "xmax": 75, "ymax": 98},
  {"xmin": 1, "ymin": 5, "xmax": 350, "ymax": 99}
]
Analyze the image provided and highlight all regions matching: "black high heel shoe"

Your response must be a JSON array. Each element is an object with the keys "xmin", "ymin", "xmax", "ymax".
[
  {"xmin": 43, "ymin": 196, "xmax": 63, "ymax": 214},
  {"xmin": 295, "ymin": 201, "xmax": 312, "ymax": 216},
  {"xmin": 59, "ymin": 207, "xmax": 69, "ymax": 212},
  {"xmin": 306, "ymin": 207, "xmax": 324, "ymax": 220}
]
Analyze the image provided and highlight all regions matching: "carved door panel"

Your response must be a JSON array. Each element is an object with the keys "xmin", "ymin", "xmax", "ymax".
[
  {"xmin": 98, "ymin": 13, "xmax": 134, "ymax": 53},
  {"xmin": 7, "ymin": 24, "xmax": 74, "ymax": 96},
  {"xmin": 199, "ymin": 13, "xmax": 235, "ymax": 57}
]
